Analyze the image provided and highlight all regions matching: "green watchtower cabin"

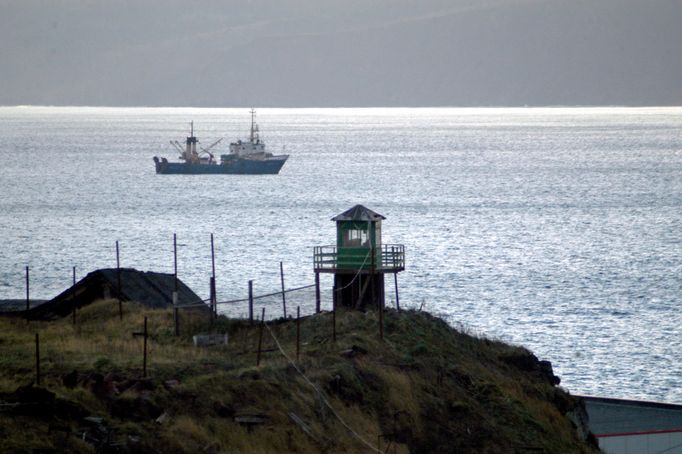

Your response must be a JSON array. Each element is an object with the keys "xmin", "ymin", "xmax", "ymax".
[{"xmin": 313, "ymin": 205, "xmax": 405, "ymax": 309}]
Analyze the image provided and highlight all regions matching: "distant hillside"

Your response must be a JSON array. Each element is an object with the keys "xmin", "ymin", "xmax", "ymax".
[{"xmin": 1, "ymin": 0, "xmax": 680, "ymax": 106}]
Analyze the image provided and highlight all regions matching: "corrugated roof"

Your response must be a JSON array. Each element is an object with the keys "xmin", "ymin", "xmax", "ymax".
[{"xmin": 331, "ymin": 204, "xmax": 385, "ymax": 222}]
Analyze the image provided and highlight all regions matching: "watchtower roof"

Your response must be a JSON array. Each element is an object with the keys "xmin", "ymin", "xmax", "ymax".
[{"xmin": 331, "ymin": 204, "xmax": 386, "ymax": 222}]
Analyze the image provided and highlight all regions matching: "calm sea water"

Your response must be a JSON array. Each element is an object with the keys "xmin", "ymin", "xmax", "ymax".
[{"xmin": 0, "ymin": 106, "xmax": 680, "ymax": 403}]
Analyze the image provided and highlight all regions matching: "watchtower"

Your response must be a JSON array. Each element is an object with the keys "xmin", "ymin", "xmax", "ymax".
[{"xmin": 313, "ymin": 205, "xmax": 405, "ymax": 309}]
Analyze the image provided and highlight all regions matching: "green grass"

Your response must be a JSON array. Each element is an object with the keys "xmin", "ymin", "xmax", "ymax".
[{"xmin": 0, "ymin": 299, "xmax": 598, "ymax": 453}]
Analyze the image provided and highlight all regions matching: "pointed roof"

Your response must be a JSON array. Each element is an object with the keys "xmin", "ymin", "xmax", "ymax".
[{"xmin": 332, "ymin": 204, "xmax": 386, "ymax": 222}]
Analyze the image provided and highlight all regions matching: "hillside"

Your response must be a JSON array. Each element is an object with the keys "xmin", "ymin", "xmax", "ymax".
[
  {"xmin": 1, "ymin": 0, "xmax": 681, "ymax": 106},
  {"xmin": 0, "ymin": 300, "xmax": 598, "ymax": 452}
]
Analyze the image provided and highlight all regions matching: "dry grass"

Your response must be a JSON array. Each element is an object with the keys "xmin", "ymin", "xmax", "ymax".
[{"xmin": 0, "ymin": 301, "xmax": 597, "ymax": 453}]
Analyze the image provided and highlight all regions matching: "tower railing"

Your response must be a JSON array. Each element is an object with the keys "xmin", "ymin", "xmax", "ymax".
[{"xmin": 313, "ymin": 244, "xmax": 405, "ymax": 272}]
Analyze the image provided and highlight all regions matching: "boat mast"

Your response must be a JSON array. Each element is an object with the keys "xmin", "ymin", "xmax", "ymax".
[
  {"xmin": 186, "ymin": 121, "xmax": 197, "ymax": 161},
  {"xmin": 250, "ymin": 108, "xmax": 256, "ymax": 144}
]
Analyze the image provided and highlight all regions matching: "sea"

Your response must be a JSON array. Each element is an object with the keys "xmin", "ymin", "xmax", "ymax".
[{"xmin": 0, "ymin": 106, "xmax": 680, "ymax": 403}]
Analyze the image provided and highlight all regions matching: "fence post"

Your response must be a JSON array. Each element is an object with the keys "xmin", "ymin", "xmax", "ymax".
[
  {"xmin": 173, "ymin": 233, "xmax": 179, "ymax": 336},
  {"xmin": 379, "ymin": 294, "xmax": 384, "ymax": 341},
  {"xmin": 210, "ymin": 277, "xmax": 216, "ymax": 322},
  {"xmin": 143, "ymin": 317, "xmax": 148, "ymax": 377},
  {"xmin": 248, "ymin": 280, "xmax": 254, "ymax": 325},
  {"xmin": 296, "ymin": 306, "xmax": 301, "ymax": 362},
  {"xmin": 116, "ymin": 240, "xmax": 122, "ymax": 320},
  {"xmin": 25, "ymin": 266, "xmax": 29, "ymax": 321},
  {"xmin": 257, "ymin": 308, "xmax": 265, "ymax": 366},
  {"xmin": 394, "ymin": 272, "xmax": 400, "ymax": 312},
  {"xmin": 35, "ymin": 333, "xmax": 40, "ymax": 385},
  {"xmin": 332, "ymin": 284, "xmax": 337, "ymax": 343},
  {"xmin": 210, "ymin": 233, "xmax": 217, "ymax": 318},
  {"xmin": 133, "ymin": 317, "xmax": 148, "ymax": 378},
  {"xmin": 315, "ymin": 272, "xmax": 321, "ymax": 314},
  {"xmin": 280, "ymin": 261, "xmax": 287, "ymax": 318},
  {"xmin": 72, "ymin": 266, "xmax": 77, "ymax": 325}
]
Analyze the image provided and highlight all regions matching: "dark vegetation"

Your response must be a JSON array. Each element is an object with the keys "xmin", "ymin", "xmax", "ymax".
[{"xmin": 0, "ymin": 300, "xmax": 598, "ymax": 453}]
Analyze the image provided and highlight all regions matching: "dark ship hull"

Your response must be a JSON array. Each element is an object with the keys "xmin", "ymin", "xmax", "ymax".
[{"xmin": 153, "ymin": 155, "xmax": 287, "ymax": 175}]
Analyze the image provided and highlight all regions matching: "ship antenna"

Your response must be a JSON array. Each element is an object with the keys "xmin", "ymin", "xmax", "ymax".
[{"xmin": 190, "ymin": 120, "xmax": 194, "ymax": 137}]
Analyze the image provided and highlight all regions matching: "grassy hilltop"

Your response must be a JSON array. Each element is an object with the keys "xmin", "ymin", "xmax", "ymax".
[{"xmin": 0, "ymin": 300, "xmax": 598, "ymax": 453}]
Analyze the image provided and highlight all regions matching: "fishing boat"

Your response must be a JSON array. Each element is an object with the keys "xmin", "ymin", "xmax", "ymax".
[{"xmin": 153, "ymin": 109, "xmax": 288, "ymax": 175}]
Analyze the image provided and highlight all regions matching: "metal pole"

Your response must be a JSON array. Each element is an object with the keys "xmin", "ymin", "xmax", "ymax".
[
  {"xmin": 394, "ymin": 272, "xmax": 400, "ymax": 312},
  {"xmin": 210, "ymin": 234, "xmax": 217, "ymax": 317},
  {"xmin": 210, "ymin": 233, "xmax": 216, "ymax": 278},
  {"xmin": 143, "ymin": 316, "xmax": 148, "ymax": 378},
  {"xmin": 116, "ymin": 241, "xmax": 122, "ymax": 320},
  {"xmin": 72, "ymin": 266, "xmax": 76, "ymax": 325},
  {"xmin": 248, "ymin": 280, "xmax": 254, "ymax": 325},
  {"xmin": 35, "ymin": 333, "xmax": 40, "ymax": 385},
  {"xmin": 379, "ymin": 291, "xmax": 384, "ymax": 340},
  {"xmin": 173, "ymin": 234, "xmax": 179, "ymax": 336},
  {"xmin": 257, "ymin": 308, "xmax": 265, "ymax": 366},
  {"xmin": 280, "ymin": 261, "xmax": 287, "ymax": 318},
  {"xmin": 25, "ymin": 266, "xmax": 29, "ymax": 320},
  {"xmin": 296, "ymin": 306, "xmax": 300, "ymax": 362},
  {"xmin": 332, "ymin": 284, "xmax": 337, "ymax": 343},
  {"xmin": 173, "ymin": 233, "xmax": 178, "ymax": 291},
  {"xmin": 371, "ymin": 246, "xmax": 376, "ymax": 309},
  {"xmin": 315, "ymin": 272, "xmax": 321, "ymax": 313},
  {"xmin": 210, "ymin": 277, "xmax": 216, "ymax": 323}
]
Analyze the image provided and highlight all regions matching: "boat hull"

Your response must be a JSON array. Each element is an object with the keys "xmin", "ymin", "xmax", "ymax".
[{"xmin": 153, "ymin": 156, "xmax": 288, "ymax": 175}]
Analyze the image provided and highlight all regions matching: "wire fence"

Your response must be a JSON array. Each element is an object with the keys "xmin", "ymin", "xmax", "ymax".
[{"xmin": 175, "ymin": 283, "xmax": 331, "ymax": 322}]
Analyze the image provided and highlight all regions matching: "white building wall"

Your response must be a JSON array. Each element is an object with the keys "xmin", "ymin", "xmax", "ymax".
[{"xmin": 598, "ymin": 431, "xmax": 682, "ymax": 454}]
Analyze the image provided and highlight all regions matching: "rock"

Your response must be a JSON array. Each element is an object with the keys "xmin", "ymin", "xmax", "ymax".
[
  {"xmin": 129, "ymin": 378, "xmax": 156, "ymax": 392},
  {"xmin": 539, "ymin": 360, "xmax": 561, "ymax": 385},
  {"xmin": 155, "ymin": 411, "xmax": 170, "ymax": 424},
  {"xmin": 213, "ymin": 401, "xmax": 236, "ymax": 418},
  {"xmin": 84, "ymin": 416, "xmax": 104, "ymax": 425},
  {"xmin": 9, "ymin": 384, "xmax": 56, "ymax": 404},
  {"xmin": 234, "ymin": 414, "xmax": 268, "ymax": 427},
  {"xmin": 340, "ymin": 344, "xmax": 368, "ymax": 358},
  {"xmin": 110, "ymin": 395, "xmax": 163, "ymax": 421},
  {"xmin": 193, "ymin": 333, "xmax": 229, "ymax": 347},
  {"xmin": 62, "ymin": 370, "xmax": 79, "ymax": 389},
  {"xmin": 500, "ymin": 352, "xmax": 561, "ymax": 386},
  {"xmin": 164, "ymin": 379, "xmax": 180, "ymax": 390}
]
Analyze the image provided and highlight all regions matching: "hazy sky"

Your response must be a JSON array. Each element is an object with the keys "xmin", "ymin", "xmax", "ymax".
[{"xmin": 1, "ymin": 0, "xmax": 681, "ymax": 106}]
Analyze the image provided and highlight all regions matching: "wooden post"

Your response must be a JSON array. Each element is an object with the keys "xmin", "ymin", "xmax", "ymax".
[
  {"xmin": 116, "ymin": 240, "xmax": 122, "ymax": 320},
  {"xmin": 173, "ymin": 234, "xmax": 179, "ymax": 336},
  {"xmin": 72, "ymin": 266, "xmax": 77, "ymax": 325},
  {"xmin": 257, "ymin": 308, "xmax": 265, "ymax": 366},
  {"xmin": 248, "ymin": 280, "xmax": 254, "ymax": 325},
  {"xmin": 210, "ymin": 233, "xmax": 217, "ymax": 317},
  {"xmin": 133, "ymin": 317, "xmax": 149, "ymax": 378},
  {"xmin": 210, "ymin": 277, "xmax": 216, "ymax": 322},
  {"xmin": 296, "ymin": 306, "xmax": 300, "ymax": 362},
  {"xmin": 143, "ymin": 317, "xmax": 148, "ymax": 377},
  {"xmin": 210, "ymin": 233, "xmax": 216, "ymax": 278},
  {"xmin": 315, "ymin": 272, "xmax": 321, "ymax": 313},
  {"xmin": 379, "ymin": 293, "xmax": 384, "ymax": 341},
  {"xmin": 35, "ymin": 333, "xmax": 40, "ymax": 385},
  {"xmin": 25, "ymin": 266, "xmax": 29, "ymax": 321},
  {"xmin": 371, "ymin": 246, "xmax": 376, "ymax": 308},
  {"xmin": 332, "ymin": 284, "xmax": 337, "ymax": 343},
  {"xmin": 280, "ymin": 261, "xmax": 287, "ymax": 318},
  {"xmin": 394, "ymin": 272, "xmax": 400, "ymax": 312}
]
